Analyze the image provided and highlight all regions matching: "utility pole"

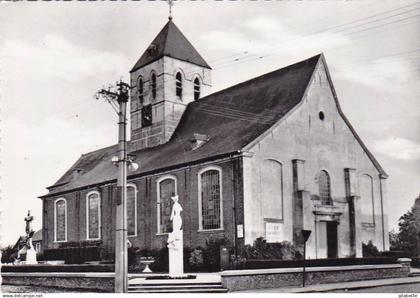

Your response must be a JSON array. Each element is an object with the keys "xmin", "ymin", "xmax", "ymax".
[{"xmin": 96, "ymin": 81, "xmax": 130, "ymax": 293}]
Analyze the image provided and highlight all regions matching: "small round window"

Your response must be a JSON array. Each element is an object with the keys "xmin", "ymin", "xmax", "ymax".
[{"xmin": 319, "ymin": 111, "xmax": 325, "ymax": 121}]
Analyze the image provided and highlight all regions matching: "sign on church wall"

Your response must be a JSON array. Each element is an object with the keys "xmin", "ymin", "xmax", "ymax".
[
  {"xmin": 237, "ymin": 224, "xmax": 244, "ymax": 238},
  {"xmin": 265, "ymin": 222, "xmax": 283, "ymax": 243}
]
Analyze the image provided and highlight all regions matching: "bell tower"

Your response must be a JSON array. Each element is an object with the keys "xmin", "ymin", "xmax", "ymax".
[{"xmin": 129, "ymin": 19, "xmax": 212, "ymax": 151}]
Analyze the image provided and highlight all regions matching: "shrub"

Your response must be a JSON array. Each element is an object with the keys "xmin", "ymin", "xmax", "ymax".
[
  {"xmin": 128, "ymin": 246, "xmax": 141, "ymax": 271},
  {"xmin": 201, "ymin": 237, "xmax": 230, "ymax": 271},
  {"xmin": 189, "ymin": 248, "xmax": 204, "ymax": 269},
  {"xmin": 230, "ymin": 254, "xmax": 247, "ymax": 269},
  {"xmin": 1, "ymin": 245, "xmax": 18, "ymax": 264},
  {"xmin": 58, "ymin": 240, "xmax": 102, "ymax": 249},
  {"xmin": 362, "ymin": 241, "xmax": 380, "ymax": 257}
]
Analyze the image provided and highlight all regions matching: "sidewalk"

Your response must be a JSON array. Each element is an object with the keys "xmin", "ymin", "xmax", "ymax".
[{"xmin": 239, "ymin": 275, "xmax": 420, "ymax": 293}]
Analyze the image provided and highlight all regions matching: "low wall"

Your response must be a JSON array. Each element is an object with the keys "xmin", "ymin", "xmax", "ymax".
[
  {"xmin": 221, "ymin": 264, "xmax": 410, "ymax": 291},
  {"xmin": 1, "ymin": 272, "xmax": 114, "ymax": 292}
]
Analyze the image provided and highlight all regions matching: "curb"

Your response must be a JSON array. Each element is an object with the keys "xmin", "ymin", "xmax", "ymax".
[{"xmin": 286, "ymin": 277, "xmax": 420, "ymax": 293}]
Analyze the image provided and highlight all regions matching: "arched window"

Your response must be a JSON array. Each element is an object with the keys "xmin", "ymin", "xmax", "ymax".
[
  {"xmin": 54, "ymin": 198, "xmax": 67, "ymax": 242},
  {"xmin": 157, "ymin": 176, "xmax": 177, "ymax": 234},
  {"xmin": 261, "ymin": 159, "xmax": 283, "ymax": 220},
  {"xmin": 151, "ymin": 73, "xmax": 156, "ymax": 100},
  {"xmin": 318, "ymin": 170, "xmax": 332, "ymax": 205},
  {"xmin": 194, "ymin": 77, "xmax": 200, "ymax": 100},
  {"xmin": 360, "ymin": 174, "xmax": 375, "ymax": 224},
  {"xmin": 198, "ymin": 167, "xmax": 222, "ymax": 230},
  {"xmin": 127, "ymin": 184, "xmax": 138, "ymax": 236},
  {"xmin": 86, "ymin": 191, "xmax": 101, "ymax": 240},
  {"xmin": 138, "ymin": 77, "xmax": 144, "ymax": 104},
  {"xmin": 175, "ymin": 72, "xmax": 183, "ymax": 98}
]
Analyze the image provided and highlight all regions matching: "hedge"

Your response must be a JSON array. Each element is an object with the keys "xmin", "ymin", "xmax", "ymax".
[
  {"xmin": 40, "ymin": 246, "xmax": 101, "ymax": 264},
  {"xmin": 235, "ymin": 257, "xmax": 399, "ymax": 270},
  {"xmin": 1, "ymin": 264, "xmax": 114, "ymax": 273},
  {"xmin": 411, "ymin": 257, "xmax": 420, "ymax": 268}
]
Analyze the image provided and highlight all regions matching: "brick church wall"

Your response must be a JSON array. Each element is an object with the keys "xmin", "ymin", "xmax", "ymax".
[{"xmin": 42, "ymin": 156, "xmax": 245, "ymax": 256}]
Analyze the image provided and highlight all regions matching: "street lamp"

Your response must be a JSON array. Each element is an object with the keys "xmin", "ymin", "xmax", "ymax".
[{"xmin": 301, "ymin": 229, "xmax": 312, "ymax": 288}]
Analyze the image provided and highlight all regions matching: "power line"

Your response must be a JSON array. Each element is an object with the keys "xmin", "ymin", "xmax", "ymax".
[
  {"xmin": 215, "ymin": 13, "xmax": 420, "ymax": 72},
  {"xmin": 140, "ymin": 5, "xmax": 420, "ymax": 91},
  {"xmin": 26, "ymin": 4, "xmax": 420, "ymax": 126}
]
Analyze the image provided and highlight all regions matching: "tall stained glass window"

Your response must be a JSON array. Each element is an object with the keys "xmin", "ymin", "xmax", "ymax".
[
  {"xmin": 87, "ymin": 192, "xmax": 100, "ymax": 239},
  {"xmin": 158, "ymin": 178, "xmax": 176, "ymax": 234},
  {"xmin": 200, "ymin": 168, "xmax": 222, "ymax": 230},
  {"xmin": 318, "ymin": 170, "xmax": 332, "ymax": 205},
  {"xmin": 55, "ymin": 199, "xmax": 66, "ymax": 242},
  {"xmin": 127, "ymin": 185, "xmax": 137, "ymax": 236}
]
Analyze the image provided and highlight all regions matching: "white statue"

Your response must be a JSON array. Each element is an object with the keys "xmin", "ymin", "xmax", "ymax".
[
  {"xmin": 167, "ymin": 195, "xmax": 183, "ymax": 249},
  {"xmin": 21, "ymin": 210, "xmax": 37, "ymax": 264},
  {"xmin": 167, "ymin": 195, "xmax": 184, "ymax": 277}
]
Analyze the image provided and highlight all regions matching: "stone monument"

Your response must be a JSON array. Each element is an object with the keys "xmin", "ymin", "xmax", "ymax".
[
  {"xmin": 167, "ymin": 195, "xmax": 184, "ymax": 277},
  {"xmin": 18, "ymin": 210, "xmax": 37, "ymax": 264}
]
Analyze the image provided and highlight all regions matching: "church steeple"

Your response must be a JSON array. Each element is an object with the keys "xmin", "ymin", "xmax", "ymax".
[
  {"xmin": 129, "ymin": 20, "xmax": 212, "ymax": 151},
  {"xmin": 130, "ymin": 20, "xmax": 211, "ymax": 73}
]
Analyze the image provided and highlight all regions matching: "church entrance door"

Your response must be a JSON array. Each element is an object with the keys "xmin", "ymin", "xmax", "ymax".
[{"xmin": 326, "ymin": 222, "xmax": 338, "ymax": 258}]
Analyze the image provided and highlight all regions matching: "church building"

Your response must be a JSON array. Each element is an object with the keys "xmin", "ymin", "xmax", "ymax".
[{"xmin": 39, "ymin": 19, "xmax": 389, "ymax": 259}]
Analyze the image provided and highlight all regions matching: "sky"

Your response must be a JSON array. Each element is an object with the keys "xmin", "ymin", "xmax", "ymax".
[{"xmin": 0, "ymin": 0, "xmax": 419, "ymax": 247}]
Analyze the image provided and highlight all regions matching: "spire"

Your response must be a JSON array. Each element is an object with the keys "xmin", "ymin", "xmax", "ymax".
[{"xmin": 130, "ymin": 20, "xmax": 211, "ymax": 72}]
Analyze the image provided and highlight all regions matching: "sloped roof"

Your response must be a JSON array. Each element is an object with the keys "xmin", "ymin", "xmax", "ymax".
[
  {"xmin": 13, "ymin": 236, "xmax": 26, "ymax": 249},
  {"xmin": 130, "ymin": 20, "xmax": 211, "ymax": 72},
  {"xmin": 32, "ymin": 229, "xmax": 42, "ymax": 242},
  {"xmin": 42, "ymin": 54, "xmax": 387, "ymax": 198},
  {"xmin": 44, "ymin": 55, "xmax": 321, "ymax": 196}
]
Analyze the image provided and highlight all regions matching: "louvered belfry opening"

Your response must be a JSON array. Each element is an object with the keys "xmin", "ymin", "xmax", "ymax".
[
  {"xmin": 194, "ymin": 77, "xmax": 200, "ymax": 100},
  {"xmin": 176, "ymin": 72, "xmax": 183, "ymax": 97}
]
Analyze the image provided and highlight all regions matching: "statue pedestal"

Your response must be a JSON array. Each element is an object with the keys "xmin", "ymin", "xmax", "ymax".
[
  {"xmin": 168, "ymin": 232, "xmax": 184, "ymax": 277},
  {"xmin": 25, "ymin": 247, "xmax": 38, "ymax": 265}
]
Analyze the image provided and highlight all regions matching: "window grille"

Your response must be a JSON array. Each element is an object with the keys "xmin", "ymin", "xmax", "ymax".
[
  {"xmin": 158, "ymin": 179, "xmax": 175, "ymax": 234},
  {"xmin": 55, "ymin": 199, "xmax": 66, "ymax": 241},
  {"xmin": 87, "ymin": 193, "xmax": 100, "ymax": 239},
  {"xmin": 200, "ymin": 170, "xmax": 221, "ymax": 230},
  {"xmin": 318, "ymin": 170, "xmax": 332, "ymax": 205}
]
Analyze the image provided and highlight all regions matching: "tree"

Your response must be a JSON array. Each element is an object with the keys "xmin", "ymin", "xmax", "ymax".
[{"xmin": 391, "ymin": 194, "xmax": 420, "ymax": 256}]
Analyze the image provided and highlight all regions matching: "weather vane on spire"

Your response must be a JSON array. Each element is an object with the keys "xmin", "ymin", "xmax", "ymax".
[{"xmin": 167, "ymin": 0, "xmax": 174, "ymax": 20}]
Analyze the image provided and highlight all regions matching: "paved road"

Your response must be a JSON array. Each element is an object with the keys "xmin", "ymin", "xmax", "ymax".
[{"xmin": 329, "ymin": 282, "xmax": 420, "ymax": 293}]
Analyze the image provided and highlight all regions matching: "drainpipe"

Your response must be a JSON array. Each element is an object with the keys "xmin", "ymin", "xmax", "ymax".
[
  {"xmin": 230, "ymin": 155, "xmax": 238, "ymax": 257},
  {"xmin": 379, "ymin": 175, "xmax": 386, "ymax": 251}
]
